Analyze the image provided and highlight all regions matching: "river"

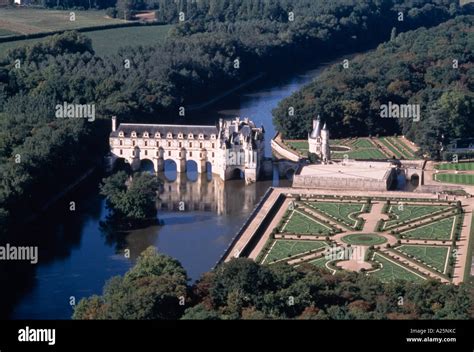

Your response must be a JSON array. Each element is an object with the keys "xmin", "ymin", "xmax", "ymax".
[{"xmin": 4, "ymin": 58, "xmax": 339, "ymax": 319}]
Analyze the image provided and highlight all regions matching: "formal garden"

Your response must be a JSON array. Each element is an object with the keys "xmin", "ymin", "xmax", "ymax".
[
  {"xmin": 282, "ymin": 136, "xmax": 419, "ymax": 160},
  {"xmin": 255, "ymin": 194, "xmax": 467, "ymax": 285}
]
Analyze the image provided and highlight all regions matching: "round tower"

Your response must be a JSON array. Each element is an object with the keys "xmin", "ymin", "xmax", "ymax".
[{"xmin": 321, "ymin": 123, "xmax": 330, "ymax": 162}]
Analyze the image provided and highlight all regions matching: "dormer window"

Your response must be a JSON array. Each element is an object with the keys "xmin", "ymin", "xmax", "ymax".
[
  {"xmin": 167, "ymin": 132, "xmax": 173, "ymax": 139},
  {"xmin": 118, "ymin": 131, "xmax": 124, "ymax": 137},
  {"xmin": 131, "ymin": 131, "xmax": 137, "ymax": 138},
  {"xmin": 188, "ymin": 133, "xmax": 194, "ymax": 139},
  {"xmin": 155, "ymin": 132, "xmax": 161, "ymax": 138},
  {"xmin": 211, "ymin": 134, "xmax": 216, "ymax": 140},
  {"xmin": 178, "ymin": 133, "xmax": 183, "ymax": 139},
  {"xmin": 143, "ymin": 132, "xmax": 149, "ymax": 138},
  {"xmin": 198, "ymin": 134, "xmax": 204, "ymax": 140}
]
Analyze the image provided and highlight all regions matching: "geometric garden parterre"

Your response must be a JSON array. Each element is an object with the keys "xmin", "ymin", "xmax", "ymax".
[{"xmin": 256, "ymin": 194, "xmax": 465, "ymax": 284}]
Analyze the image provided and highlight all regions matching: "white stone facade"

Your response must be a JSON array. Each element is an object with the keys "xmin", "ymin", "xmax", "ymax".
[
  {"xmin": 108, "ymin": 117, "xmax": 265, "ymax": 184},
  {"xmin": 308, "ymin": 115, "xmax": 330, "ymax": 162}
]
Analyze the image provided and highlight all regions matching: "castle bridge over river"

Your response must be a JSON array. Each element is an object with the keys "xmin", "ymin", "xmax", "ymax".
[{"xmin": 108, "ymin": 116, "xmax": 265, "ymax": 184}]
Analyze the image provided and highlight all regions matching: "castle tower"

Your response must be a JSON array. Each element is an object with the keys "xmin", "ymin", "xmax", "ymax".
[
  {"xmin": 308, "ymin": 115, "xmax": 321, "ymax": 155},
  {"xmin": 321, "ymin": 123, "xmax": 330, "ymax": 162},
  {"xmin": 308, "ymin": 115, "xmax": 330, "ymax": 161}
]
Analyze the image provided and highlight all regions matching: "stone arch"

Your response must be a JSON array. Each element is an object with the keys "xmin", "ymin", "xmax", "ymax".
[
  {"xmin": 226, "ymin": 166, "xmax": 245, "ymax": 180},
  {"xmin": 164, "ymin": 159, "xmax": 177, "ymax": 182},
  {"xmin": 185, "ymin": 159, "xmax": 198, "ymax": 182},
  {"xmin": 112, "ymin": 157, "xmax": 132, "ymax": 174},
  {"xmin": 139, "ymin": 158, "xmax": 156, "ymax": 174},
  {"xmin": 410, "ymin": 173, "xmax": 420, "ymax": 186}
]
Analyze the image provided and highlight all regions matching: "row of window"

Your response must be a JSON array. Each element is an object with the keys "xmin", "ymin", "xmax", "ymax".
[
  {"xmin": 118, "ymin": 149, "xmax": 216, "ymax": 158},
  {"xmin": 118, "ymin": 131, "xmax": 216, "ymax": 140},
  {"xmin": 116, "ymin": 139, "xmax": 216, "ymax": 149}
]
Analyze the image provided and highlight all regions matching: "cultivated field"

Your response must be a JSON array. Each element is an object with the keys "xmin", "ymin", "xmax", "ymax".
[
  {"xmin": 0, "ymin": 8, "xmax": 124, "ymax": 36},
  {"xmin": 0, "ymin": 25, "xmax": 172, "ymax": 57}
]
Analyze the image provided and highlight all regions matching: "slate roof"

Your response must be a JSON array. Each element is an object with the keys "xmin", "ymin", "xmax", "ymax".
[{"xmin": 110, "ymin": 123, "xmax": 219, "ymax": 138}]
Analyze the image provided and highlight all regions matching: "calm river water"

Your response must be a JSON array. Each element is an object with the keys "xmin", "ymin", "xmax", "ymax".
[{"xmin": 5, "ymin": 59, "xmax": 337, "ymax": 319}]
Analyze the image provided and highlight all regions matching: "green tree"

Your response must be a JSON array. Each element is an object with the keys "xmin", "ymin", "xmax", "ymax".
[
  {"xmin": 73, "ymin": 247, "xmax": 188, "ymax": 320},
  {"xmin": 100, "ymin": 171, "xmax": 161, "ymax": 225}
]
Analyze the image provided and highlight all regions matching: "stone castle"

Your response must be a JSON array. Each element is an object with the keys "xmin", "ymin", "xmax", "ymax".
[
  {"xmin": 308, "ymin": 115, "xmax": 330, "ymax": 162},
  {"xmin": 108, "ymin": 117, "xmax": 265, "ymax": 184}
]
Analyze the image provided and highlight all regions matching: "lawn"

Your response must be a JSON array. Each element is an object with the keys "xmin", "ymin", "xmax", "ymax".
[
  {"xmin": 396, "ymin": 245, "xmax": 450, "ymax": 273},
  {"xmin": 341, "ymin": 233, "xmax": 387, "ymax": 246},
  {"xmin": 352, "ymin": 138, "xmax": 376, "ymax": 149},
  {"xmin": 285, "ymin": 140, "xmax": 309, "ymax": 154},
  {"xmin": 435, "ymin": 173, "xmax": 474, "ymax": 185},
  {"xmin": 379, "ymin": 137, "xmax": 404, "ymax": 159},
  {"xmin": 304, "ymin": 201, "xmax": 364, "ymax": 228},
  {"xmin": 369, "ymin": 253, "xmax": 426, "ymax": 283},
  {"xmin": 261, "ymin": 240, "xmax": 327, "ymax": 264},
  {"xmin": 400, "ymin": 216, "xmax": 456, "ymax": 240},
  {"xmin": 331, "ymin": 148, "xmax": 387, "ymax": 160},
  {"xmin": 0, "ymin": 24, "xmax": 173, "ymax": 57},
  {"xmin": 383, "ymin": 204, "xmax": 452, "ymax": 229},
  {"xmin": 283, "ymin": 137, "xmax": 389, "ymax": 160},
  {"xmin": 281, "ymin": 210, "xmax": 333, "ymax": 235},
  {"xmin": 435, "ymin": 162, "xmax": 474, "ymax": 171},
  {"xmin": 307, "ymin": 256, "xmax": 335, "ymax": 272},
  {"xmin": 386, "ymin": 137, "xmax": 416, "ymax": 159}
]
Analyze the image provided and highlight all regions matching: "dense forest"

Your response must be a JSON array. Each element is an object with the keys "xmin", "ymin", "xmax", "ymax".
[
  {"xmin": 0, "ymin": 0, "xmax": 470, "ymax": 236},
  {"xmin": 73, "ymin": 247, "xmax": 474, "ymax": 320},
  {"xmin": 272, "ymin": 15, "xmax": 474, "ymax": 159}
]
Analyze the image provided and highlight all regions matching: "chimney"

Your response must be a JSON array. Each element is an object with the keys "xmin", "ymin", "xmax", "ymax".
[{"xmin": 112, "ymin": 116, "xmax": 117, "ymax": 132}]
